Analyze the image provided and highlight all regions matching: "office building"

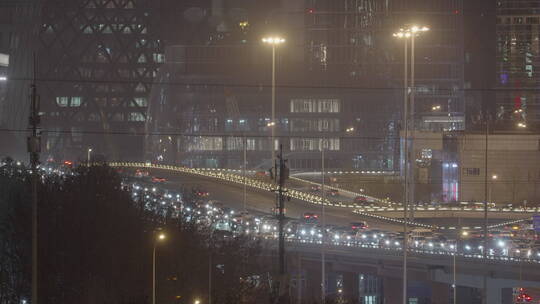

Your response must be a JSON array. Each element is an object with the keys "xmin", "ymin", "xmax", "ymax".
[
  {"xmin": 4, "ymin": 0, "xmax": 163, "ymax": 161},
  {"xmin": 145, "ymin": 0, "xmax": 466, "ymax": 172},
  {"xmin": 494, "ymin": 0, "xmax": 540, "ymax": 131}
]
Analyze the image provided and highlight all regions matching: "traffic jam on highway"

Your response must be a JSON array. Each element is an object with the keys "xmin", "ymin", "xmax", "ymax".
[{"xmin": 124, "ymin": 171, "xmax": 540, "ymax": 263}]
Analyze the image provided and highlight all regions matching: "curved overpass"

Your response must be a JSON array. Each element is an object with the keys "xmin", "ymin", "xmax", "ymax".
[{"xmin": 109, "ymin": 162, "xmax": 532, "ymax": 229}]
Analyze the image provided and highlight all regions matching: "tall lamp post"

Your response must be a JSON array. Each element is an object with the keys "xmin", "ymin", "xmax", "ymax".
[
  {"xmin": 489, "ymin": 174, "xmax": 498, "ymax": 204},
  {"xmin": 393, "ymin": 25, "xmax": 429, "ymax": 304},
  {"xmin": 87, "ymin": 148, "xmax": 92, "ymax": 165},
  {"xmin": 320, "ymin": 138, "xmax": 326, "ymax": 304},
  {"xmin": 262, "ymin": 36, "xmax": 285, "ymax": 168},
  {"xmin": 153, "ymin": 232, "xmax": 166, "ymax": 304}
]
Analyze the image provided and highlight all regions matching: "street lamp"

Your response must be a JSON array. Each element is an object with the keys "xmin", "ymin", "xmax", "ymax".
[
  {"xmin": 87, "ymin": 148, "xmax": 92, "ymax": 165},
  {"xmin": 262, "ymin": 36, "xmax": 285, "ymax": 167},
  {"xmin": 489, "ymin": 174, "xmax": 498, "ymax": 205},
  {"xmin": 320, "ymin": 138, "xmax": 327, "ymax": 303},
  {"xmin": 393, "ymin": 24, "xmax": 429, "ymax": 304},
  {"xmin": 153, "ymin": 231, "xmax": 166, "ymax": 304}
]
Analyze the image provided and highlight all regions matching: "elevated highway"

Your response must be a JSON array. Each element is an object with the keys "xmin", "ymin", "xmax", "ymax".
[
  {"xmin": 110, "ymin": 162, "xmax": 533, "ymax": 230},
  {"xmin": 118, "ymin": 165, "xmax": 540, "ymax": 304},
  {"xmin": 278, "ymin": 240, "xmax": 540, "ymax": 304}
]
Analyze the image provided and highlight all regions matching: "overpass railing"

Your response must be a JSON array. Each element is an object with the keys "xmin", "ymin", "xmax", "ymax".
[{"xmin": 108, "ymin": 162, "xmax": 535, "ymax": 230}]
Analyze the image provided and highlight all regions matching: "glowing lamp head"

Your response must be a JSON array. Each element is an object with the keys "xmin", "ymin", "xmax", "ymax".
[{"xmin": 262, "ymin": 36, "xmax": 286, "ymax": 45}]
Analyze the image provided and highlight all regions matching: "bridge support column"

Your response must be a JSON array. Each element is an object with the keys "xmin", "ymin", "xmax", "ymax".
[
  {"xmin": 305, "ymin": 265, "xmax": 322, "ymax": 303},
  {"xmin": 382, "ymin": 277, "xmax": 402, "ymax": 304},
  {"xmin": 430, "ymin": 281, "xmax": 450, "ymax": 304},
  {"xmin": 501, "ymin": 288, "xmax": 513, "ymax": 304},
  {"xmin": 327, "ymin": 272, "xmax": 338, "ymax": 300},
  {"xmin": 342, "ymin": 272, "xmax": 359, "ymax": 302},
  {"xmin": 486, "ymin": 286, "xmax": 514, "ymax": 304}
]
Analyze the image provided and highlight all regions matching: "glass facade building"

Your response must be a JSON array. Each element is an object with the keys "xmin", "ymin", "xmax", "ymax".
[
  {"xmin": 145, "ymin": 0, "xmax": 465, "ymax": 172},
  {"xmin": 495, "ymin": 0, "xmax": 540, "ymax": 129},
  {"xmin": 4, "ymin": 0, "xmax": 163, "ymax": 161}
]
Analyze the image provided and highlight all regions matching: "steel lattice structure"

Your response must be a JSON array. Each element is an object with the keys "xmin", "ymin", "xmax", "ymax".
[{"xmin": 6, "ymin": 0, "xmax": 163, "ymax": 161}]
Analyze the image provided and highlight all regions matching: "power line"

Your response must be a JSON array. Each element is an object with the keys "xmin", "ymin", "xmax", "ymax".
[
  {"xmin": 0, "ymin": 128, "xmax": 538, "ymax": 141},
  {"xmin": 6, "ymin": 76, "xmax": 540, "ymax": 92}
]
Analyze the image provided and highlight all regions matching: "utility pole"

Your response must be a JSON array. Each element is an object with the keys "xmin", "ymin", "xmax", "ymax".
[
  {"xmin": 27, "ymin": 55, "xmax": 41, "ymax": 304},
  {"xmin": 277, "ymin": 144, "xmax": 288, "ymax": 276},
  {"xmin": 402, "ymin": 37, "xmax": 409, "ymax": 304},
  {"xmin": 482, "ymin": 117, "xmax": 489, "ymax": 304},
  {"xmin": 243, "ymin": 135, "xmax": 247, "ymax": 212},
  {"xmin": 272, "ymin": 144, "xmax": 289, "ymax": 303},
  {"xmin": 321, "ymin": 141, "xmax": 326, "ymax": 304}
]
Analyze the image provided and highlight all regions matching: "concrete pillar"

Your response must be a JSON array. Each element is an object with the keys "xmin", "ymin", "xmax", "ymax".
[
  {"xmin": 343, "ymin": 272, "xmax": 359, "ymax": 302},
  {"xmin": 327, "ymin": 272, "xmax": 338, "ymax": 300},
  {"xmin": 501, "ymin": 288, "xmax": 513, "ymax": 304},
  {"xmin": 487, "ymin": 287, "xmax": 502, "ymax": 304},
  {"xmin": 383, "ymin": 277, "xmax": 403, "ymax": 304},
  {"xmin": 486, "ymin": 282, "xmax": 514, "ymax": 304},
  {"xmin": 431, "ymin": 281, "xmax": 450, "ymax": 304},
  {"xmin": 455, "ymin": 286, "xmax": 479, "ymax": 304},
  {"xmin": 305, "ymin": 265, "xmax": 322, "ymax": 303}
]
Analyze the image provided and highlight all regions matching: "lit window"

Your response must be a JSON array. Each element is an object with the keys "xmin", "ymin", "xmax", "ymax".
[
  {"xmin": 56, "ymin": 97, "xmax": 69, "ymax": 107},
  {"xmin": 71, "ymin": 97, "xmax": 82, "ymax": 107},
  {"xmin": 133, "ymin": 97, "xmax": 147, "ymax": 107},
  {"xmin": 421, "ymin": 148, "xmax": 432, "ymax": 159},
  {"xmin": 187, "ymin": 136, "xmax": 223, "ymax": 151},
  {"xmin": 128, "ymin": 112, "xmax": 145, "ymax": 121},
  {"xmin": 153, "ymin": 53, "xmax": 165, "ymax": 63}
]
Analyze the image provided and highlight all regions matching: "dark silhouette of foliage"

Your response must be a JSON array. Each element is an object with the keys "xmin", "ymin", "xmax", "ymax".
[{"xmin": 0, "ymin": 162, "xmax": 268, "ymax": 304}]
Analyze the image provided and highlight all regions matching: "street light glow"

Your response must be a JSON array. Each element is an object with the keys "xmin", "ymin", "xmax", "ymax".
[
  {"xmin": 262, "ymin": 36, "xmax": 285, "ymax": 45},
  {"xmin": 492, "ymin": 174, "xmax": 498, "ymax": 180},
  {"xmin": 158, "ymin": 233, "xmax": 166, "ymax": 240},
  {"xmin": 517, "ymin": 122, "xmax": 527, "ymax": 128},
  {"xmin": 393, "ymin": 25, "xmax": 429, "ymax": 38}
]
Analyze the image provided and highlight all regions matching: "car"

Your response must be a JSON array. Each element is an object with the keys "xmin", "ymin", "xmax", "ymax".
[
  {"xmin": 151, "ymin": 176, "xmax": 166, "ymax": 183},
  {"xmin": 134, "ymin": 169, "xmax": 149, "ymax": 177},
  {"xmin": 193, "ymin": 189, "xmax": 209, "ymax": 197},
  {"xmin": 327, "ymin": 189, "xmax": 339, "ymax": 196},
  {"xmin": 255, "ymin": 171, "xmax": 269, "ymax": 177},
  {"xmin": 350, "ymin": 221, "xmax": 368, "ymax": 230},
  {"xmin": 310, "ymin": 185, "xmax": 321, "ymax": 192},
  {"xmin": 270, "ymin": 207, "xmax": 287, "ymax": 215},
  {"xmin": 302, "ymin": 212, "xmax": 319, "ymax": 222},
  {"xmin": 354, "ymin": 196, "xmax": 367, "ymax": 203}
]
